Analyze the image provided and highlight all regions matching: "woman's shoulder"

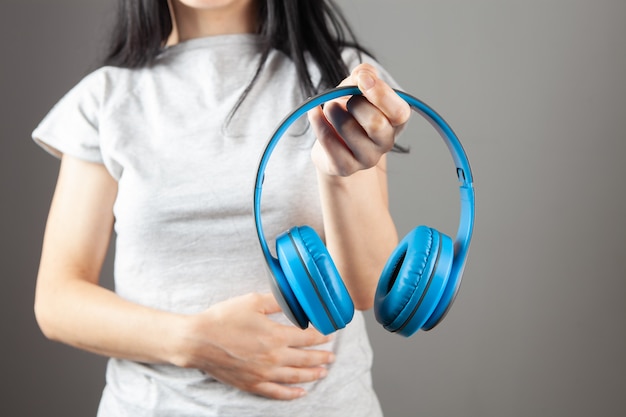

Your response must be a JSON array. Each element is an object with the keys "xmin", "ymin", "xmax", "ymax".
[
  {"xmin": 340, "ymin": 47, "xmax": 368, "ymax": 70},
  {"xmin": 32, "ymin": 65, "xmax": 146, "ymax": 147},
  {"xmin": 67, "ymin": 65, "xmax": 143, "ymax": 103}
]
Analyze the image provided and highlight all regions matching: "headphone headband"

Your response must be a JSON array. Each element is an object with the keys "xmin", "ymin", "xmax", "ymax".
[{"xmin": 254, "ymin": 86, "xmax": 475, "ymax": 330}]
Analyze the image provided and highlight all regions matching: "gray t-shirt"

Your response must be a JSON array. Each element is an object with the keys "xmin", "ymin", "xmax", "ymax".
[{"xmin": 33, "ymin": 34, "xmax": 395, "ymax": 417}]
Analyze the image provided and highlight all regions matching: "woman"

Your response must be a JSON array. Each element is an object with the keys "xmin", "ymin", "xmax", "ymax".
[{"xmin": 32, "ymin": 0, "xmax": 410, "ymax": 415}]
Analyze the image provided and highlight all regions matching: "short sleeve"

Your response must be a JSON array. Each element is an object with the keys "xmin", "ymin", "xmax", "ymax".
[{"xmin": 32, "ymin": 69, "xmax": 105, "ymax": 163}]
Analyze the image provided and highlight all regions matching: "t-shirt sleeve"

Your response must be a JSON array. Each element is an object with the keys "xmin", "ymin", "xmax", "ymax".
[{"xmin": 32, "ymin": 70, "xmax": 104, "ymax": 163}]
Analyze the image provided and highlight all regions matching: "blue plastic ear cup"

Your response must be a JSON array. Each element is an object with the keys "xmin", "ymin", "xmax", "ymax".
[
  {"xmin": 265, "ymin": 258, "xmax": 310, "ymax": 330},
  {"xmin": 374, "ymin": 226, "xmax": 454, "ymax": 337},
  {"xmin": 275, "ymin": 225, "xmax": 355, "ymax": 335}
]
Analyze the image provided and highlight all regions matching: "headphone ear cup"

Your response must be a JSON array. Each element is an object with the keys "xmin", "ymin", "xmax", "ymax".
[
  {"xmin": 276, "ymin": 225, "xmax": 354, "ymax": 335},
  {"xmin": 374, "ymin": 226, "xmax": 454, "ymax": 336},
  {"xmin": 266, "ymin": 257, "xmax": 310, "ymax": 330}
]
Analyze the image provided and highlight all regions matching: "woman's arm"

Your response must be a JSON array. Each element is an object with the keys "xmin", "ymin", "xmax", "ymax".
[
  {"xmin": 34, "ymin": 155, "xmax": 334, "ymax": 400},
  {"xmin": 314, "ymin": 160, "xmax": 397, "ymax": 310},
  {"xmin": 309, "ymin": 63, "xmax": 411, "ymax": 309},
  {"xmin": 34, "ymin": 154, "xmax": 180, "ymax": 362}
]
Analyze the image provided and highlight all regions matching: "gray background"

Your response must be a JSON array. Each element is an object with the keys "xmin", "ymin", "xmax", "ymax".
[{"xmin": 1, "ymin": 0, "xmax": 625, "ymax": 416}]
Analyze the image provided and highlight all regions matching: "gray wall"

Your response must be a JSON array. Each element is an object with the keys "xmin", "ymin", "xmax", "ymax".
[{"xmin": 2, "ymin": 0, "xmax": 624, "ymax": 416}]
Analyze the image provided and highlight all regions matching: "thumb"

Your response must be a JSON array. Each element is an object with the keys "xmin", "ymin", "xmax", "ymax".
[
  {"xmin": 352, "ymin": 63, "xmax": 410, "ymax": 128},
  {"xmin": 355, "ymin": 67, "xmax": 377, "ymax": 93},
  {"xmin": 255, "ymin": 292, "xmax": 283, "ymax": 315}
]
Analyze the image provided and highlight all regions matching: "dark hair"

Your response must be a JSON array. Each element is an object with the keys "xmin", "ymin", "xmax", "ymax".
[
  {"xmin": 103, "ymin": 0, "xmax": 367, "ymax": 96},
  {"xmin": 103, "ymin": 0, "xmax": 408, "ymax": 151}
]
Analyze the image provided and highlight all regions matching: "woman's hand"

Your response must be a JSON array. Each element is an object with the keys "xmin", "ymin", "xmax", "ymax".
[
  {"xmin": 304, "ymin": 64, "xmax": 406, "ymax": 307},
  {"xmin": 172, "ymin": 293, "xmax": 335, "ymax": 400},
  {"xmin": 35, "ymin": 156, "xmax": 333, "ymax": 401},
  {"xmin": 308, "ymin": 63, "xmax": 411, "ymax": 177}
]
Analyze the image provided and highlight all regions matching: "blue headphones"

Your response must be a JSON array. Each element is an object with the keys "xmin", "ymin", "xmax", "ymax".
[{"xmin": 253, "ymin": 86, "xmax": 475, "ymax": 337}]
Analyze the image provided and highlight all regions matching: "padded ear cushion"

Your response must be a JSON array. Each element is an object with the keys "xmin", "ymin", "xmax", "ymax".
[
  {"xmin": 374, "ymin": 226, "xmax": 454, "ymax": 336},
  {"xmin": 276, "ymin": 225, "xmax": 354, "ymax": 335}
]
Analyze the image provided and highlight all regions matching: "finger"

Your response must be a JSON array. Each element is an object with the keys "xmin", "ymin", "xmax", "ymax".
[
  {"xmin": 345, "ymin": 95, "xmax": 395, "ymax": 152},
  {"xmin": 267, "ymin": 365, "xmax": 329, "ymax": 386},
  {"xmin": 323, "ymin": 100, "xmax": 386, "ymax": 168},
  {"xmin": 252, "ymin": 381, "xmax": 307, "ymax": 401},
  {"xmin": 254, "ymin": 292, "xmax": 282, "ymax": 315},
  {"xmin": 280, "ymin": 346, "xmax": 336, "ymax": 368},
  {"xmin": 283, "ymin": 325, "xmax": 334, "ymax": 348},
  {"xmin": 315, "ymin": 69, "xmax": 364, "ymax": 116},
  {"xmin": 351, "ymin": 64, "xmax": 411, "ymax": 128},
  {"xmin": 307, "ymin": 105, "xmax": 361, "ymax": 175}
]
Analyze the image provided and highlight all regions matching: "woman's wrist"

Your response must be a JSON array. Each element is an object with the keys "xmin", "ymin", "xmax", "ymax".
[
  {"xmin": 165, "ymin": 312, "xmax": 210, "ymax": 369},
  {"xmin": 315, "ymin": 164, "xmax": 365, "ymax": 191}
]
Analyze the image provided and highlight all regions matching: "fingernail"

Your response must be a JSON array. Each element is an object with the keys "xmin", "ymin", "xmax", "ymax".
[
  {"xmin": 328, "ymin": 353, "xmax": 336, "ymax": 363},
  {"xmin": 319, "ymin": 368, "xmax": 328, "ymax": 378},
  {"xmin": 357, "ymin": 71, "xmax": 376, "ymax": 92}
]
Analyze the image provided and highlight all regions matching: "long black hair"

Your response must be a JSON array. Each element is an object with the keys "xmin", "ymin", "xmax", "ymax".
[
  {"xmin": 102, "ymin": 0, "xmax": 367, "ymax": 97},
  {"xmin": 102, "ymin": 0, "xmax": 408, "ymax": 151}
]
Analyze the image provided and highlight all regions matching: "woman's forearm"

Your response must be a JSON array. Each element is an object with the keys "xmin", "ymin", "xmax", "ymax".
[
  {"xmin": 316, "ymin": 162, "xmax": 398, "ymax": 310},
  {"xmin": 307, "ymin": 64, "xmax": 409, "ymax": 309},
  {"xmin": 34, "ymin": 155, "xmax": 186, "ymax": 366},
  {"xmin": 34, "ymin": 273, "xmax": 185, "ymax": 365}
]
